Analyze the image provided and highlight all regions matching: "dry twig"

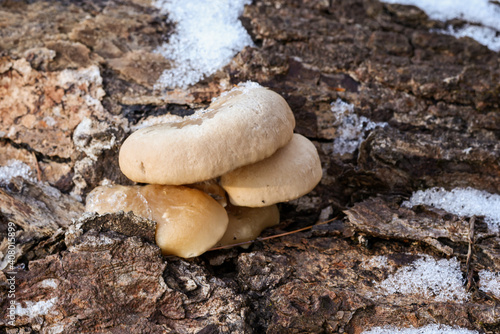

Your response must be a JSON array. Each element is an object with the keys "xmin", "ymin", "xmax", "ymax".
[{"xmin": 32, "ymin": 151, "xmax": 43, "ymax": 182}]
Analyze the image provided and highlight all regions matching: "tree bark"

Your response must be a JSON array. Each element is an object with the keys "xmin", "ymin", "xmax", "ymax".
[{"xmin": 1, "ymin": 0, "xmax": 499, "ymax": 333}]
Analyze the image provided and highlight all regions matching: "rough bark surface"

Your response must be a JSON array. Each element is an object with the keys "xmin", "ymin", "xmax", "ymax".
[{"xmin": 1, "ymin": 0, "xmax": 499, "ymax": 333}]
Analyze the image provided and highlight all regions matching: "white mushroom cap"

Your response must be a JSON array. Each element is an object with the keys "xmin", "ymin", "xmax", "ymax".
[
  {"xmin": 119, "ymin": 84, "xmax": 295, "ymax": 185},
  {"xmin": 85, "ymin": 184, "xmax": 228, "ymax": 258},
  {"xmin": 215, "ymin": 204, "xmax": 280, "ymax": 247},
  {"xmin": 220, "ymin": 134, "xmax": 323, "ymax": 207}
]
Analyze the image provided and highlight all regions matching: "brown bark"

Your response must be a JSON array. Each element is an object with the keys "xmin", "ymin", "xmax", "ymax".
[{"xmin": 1, "ymin": 0, "xmax": 499, "ymax": 332}]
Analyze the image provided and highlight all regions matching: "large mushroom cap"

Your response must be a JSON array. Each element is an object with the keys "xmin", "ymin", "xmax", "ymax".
[
  {"xmin": 85, "ymin": 184, "xmax": 228, "ymax": 258},
  {"xmin": 220, "ymin": 133, "xmax": 323, "ymax": 207},
  {"xmin": 119, "ymin": 84, "xmax": 296, "ymax": 185}
]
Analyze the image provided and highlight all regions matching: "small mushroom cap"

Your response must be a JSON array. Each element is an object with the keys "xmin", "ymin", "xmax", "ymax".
[
  {"xmin": 119, "ymin": 85, "xmax": 295, "ymax": 185},
  {"xmin": 86, "ymin": 184, "xmax": 151, "ymax": 218},
  {"xmin": 85, "ymin": 184, "xmax": 228, "ymax": 258},
  {"xmin": 220, "ymin": 134, "xmax": 323, "ymax": 207},
  {"xmin": 215, "ymin": 204, "xmax": 280, "ymax": 247}
]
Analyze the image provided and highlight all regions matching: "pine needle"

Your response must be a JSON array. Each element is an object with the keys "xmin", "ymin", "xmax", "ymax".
[{"xmin": 208, "ymin": 216, "xmax": 339, "ymax": 251}]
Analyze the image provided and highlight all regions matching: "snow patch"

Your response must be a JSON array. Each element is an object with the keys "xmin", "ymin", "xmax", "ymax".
[
  {"xmin": 362, "ymin": 255, "xmax": 390, "ymax": 270},
  {"xmin": 362, "ymin": 324, "xmax": 479, "ymax": 334},
  {"xmin": 436, "ymin": 24, "xmax": 500, "ymax": 52},
  {"xmin": 153, "ymin": 0, "xmax": 254, "ymax": 89},
  {"xmin": 0, "ymin": 159, "xmax": 61, "ymax": 199},
  {"xmin": 375, "ymin": 255, "xmax": 469, "ymax": 303},
  {"xmin": 0, "ymin": 160, "xmax": 37, "ymax": 186},
  {"xmin": 216, "ymin": 81, "xmax": 262, "ymax": 99},
  {"xmin": 39, "ymin": 278, "xmax": 59, "ymax": 289},
  {"xmin": 381, "ymin": 0, "xmax": 500, "ymax": 51},
  {"xmin": 462, "ymin": 147, "xmax": 472, "ymax": 155},
  {"xmin": 478, "ymin": 270, "xmax": 500, "ymax": 298},
  {"xmin": 403, "ymin": 187, "xmax": 500, "ymax": 232},
  {"xmin": 0, "ymin": 160, "xmax": 63, "ymax": 200},
  {"xmin": 43, "ymin": 116, "xmax": 57, "ymax": 127},
  {"xmin": 211, "ymin": 80, "xmax": 262, "ymax": 104},
  {"xmin": 16, "ymin": 297, "xmax": 58, "ymax": 318},
  {"xmin": 44, "ymin": 324, "xmax": 66, "ymax": 334},
  {"xmin": 331, "ymin": 99, "xmax": 387, "ymax": 156}
]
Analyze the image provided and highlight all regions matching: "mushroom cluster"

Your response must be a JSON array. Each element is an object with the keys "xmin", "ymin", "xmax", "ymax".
[{"xmin": 85, "ymin": 82, "xmax": 322, "ymax": 258}]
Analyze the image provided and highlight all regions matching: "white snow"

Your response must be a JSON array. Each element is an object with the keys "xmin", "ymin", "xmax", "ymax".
[
  {"xmin": 43, "ymin": 116, "xmax": 57, "ymax": 127},
  {"xmin": 15, "ymin": 297, "xmax": 58, "ymax": 318},
  {"xmin": 218, "ymin": 81, "xmax": 262, "ymax": 97},
  {"xmin": 478, "ymin": 270, "xmax": 500, "ymax": 298},
  {"xmin": 381, "ymin": 0, "xmax": 500, "ymax": 51},
  {"xmin": 462, "ymin": 147, "xmax": 472, "ymax": 155},
  {"xmin": 39, "ymin": 278, "xmax": 59, "ymax": 290},
  {"xmin": 402, "ymin": 187, "xmax": 500, "ymax": 232},
  {"xmin": 153, "ymin": 0, "xmax": 254, "ymax": 89},
  {"xmin": 0, "ymin": 160, "xmax": 64, "ymax": 200},
  {"xmin": 331, "ymin": 99, "xmax": 387, "ymax": 156},
  {"xmin": 0, "ymin": 160, "xmax": 37, "ymax": 186},
  {"xmin": 375, "ymin": 255, "xmax": 469, "ymax": 303},
  {"xmin": 44, "ymin": 324, "xmax": 66, "ymax": 334},
  {"xmin": 362, "ymin": 255, "xmax": 390, "ymax": 270},
  {"xmin": 362, "ymin": 324, "xmax": 479, "ymax": 334},
  {"xmin": 438, "ymin": 24, "xmax": 500, "ymax": 52},
  {"xmin": 212, "ymin": 80, "xmax": 262, "ymax": 102}
]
